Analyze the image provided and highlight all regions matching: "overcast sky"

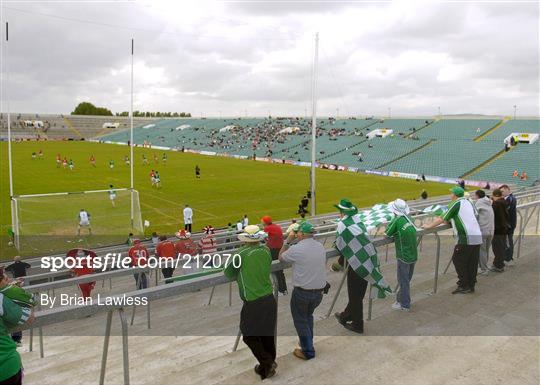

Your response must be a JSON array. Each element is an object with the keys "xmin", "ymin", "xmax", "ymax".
[{"xmin": 0, "ymin": 0, "xmax": 538, "ymax": 117}]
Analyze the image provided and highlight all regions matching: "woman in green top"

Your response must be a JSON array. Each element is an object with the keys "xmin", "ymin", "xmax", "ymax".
[
  {"xmin": 0, "ymin": 267, "xmax": 34, "ymax": 385},
  {"xmin": 224, "ymin": 225, "xmax": 277, "ymax": 380},
  {"xmin": 385, "ymin": 199, "xmax": 418, "ymax": 311}
]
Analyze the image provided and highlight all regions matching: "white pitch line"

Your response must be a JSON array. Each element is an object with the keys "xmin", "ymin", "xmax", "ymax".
[{"xmin": 142, "ymin": 191, "xmax": 218, "ymax": 218}]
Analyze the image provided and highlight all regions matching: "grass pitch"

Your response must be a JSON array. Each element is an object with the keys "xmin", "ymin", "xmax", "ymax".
[{"xmin": 1, "ymin": 141, "xmax": 450, "ymax": 258}]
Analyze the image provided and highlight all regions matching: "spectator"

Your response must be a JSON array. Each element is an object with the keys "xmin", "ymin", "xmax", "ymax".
[
  {"xmin": 0, "ymin": 267, "xmax": 34, "ymax": 383},
  {"xmin": 199, "ymin": 226, "xmax": 217, "ymax": 266},
  {"xmin": 70, "ymin": 249, "xmax": 96, "ymax": 299},
  {"xmin": 301, "ymin": 196, "xmax": 309, "ymax": 212},
  {"xmin": 4, "ymin": 256, "xmax": 31, "ymax": 280},
  {"xmin": 521, "ymin": 171, "xmax": 528, "ymax": 180},
  {"xmin": 385, "ymin": 199, "xmax": 418, "ymax": 311},
  {"xmin": 490, "ymin": 189, "xmax": 510, "ymax": 273},
  {"xmin": 223, "ymin": 225, "xmax": 276, "ymax": 380},
  {"xmin": 242, "ymin": 214, "xmax": 249, "ymax": 229},
  {"xmin": 286, "ymin": 219, "xmax": 299, "ymax": 235},
  {"xmin": 151, "ymin": 232, "xmax": 159, "ymax": 245},
  {"xmin": 4, "ymin": 256, "xmax": 31, "ymax": 346},
  {"xmin": 333, "ymin": 199, "xmax": 369, "ymax": 334},
  {"xmin": 262, "ymin": 216, "xmax": 287, "ymax": 295},
  {"xmin": 183, "ymin": 205, "xmax": 193, "ymax": 232},
  {"xmin": 279, "ymin": 221, "xmax": 326, "ymax": 360},
  {"xmin": 512, "ymin": 170, "xmax": 519, "ymax": 178},
  {"xmin": 423, "ymin": 187, "xmax": 482, "ymax": 294},
  {"xmin": 236, "ymin": 219, "xmax": 243, "ymax": 232},
  {"xmin": 474, "ymin": 190, "xmax": 494, "ymax": 275},
  {"xmin": 128, "ymin": 239, "xmax": 149, "ymax": 289},
  {"xmin": 175, "ymin": 230, "xmax": 198, "ymax": 273},
  {"xmin": 500, "ymin": 185, "xmax": 517, "ymax": 264},
  {"xmin": 156, "ymin": 235, "xmax": 176, "ymax": 284}
]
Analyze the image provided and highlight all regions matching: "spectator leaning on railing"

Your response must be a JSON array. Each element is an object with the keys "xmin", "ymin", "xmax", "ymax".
[
  {"xmin": 385, "ymin": 199, "xmax": 418, "ymax": 311},
  {"xmin": 473, "ymin": 190, "xmax": 494, "ymax": 275},
  {"xmin": 500, "ymin": 184, "xmax": 517, "ymax": 265},
  {"xmin": 490, "ymin": 189, "xmax": 510, "ymax": 273},
  {"xmin": 279, "ymin": 221, "xmax": 327, "ymax": 360},
  {"xmin": 423, "ymin": 186, "xmax": 482, "ymax": 294},
  {"xmin": 224, "ymin": 225, "xmax": 277, "ymax": 380}
]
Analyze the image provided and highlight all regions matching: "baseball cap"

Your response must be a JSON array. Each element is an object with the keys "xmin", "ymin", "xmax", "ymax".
[
  {"xmin": 298, "ymin": 221, "xmax": 314, "ymax": 234},
  {"xmin": 450, "ymin": 186, "xmax": 465, "ymax": 197}
]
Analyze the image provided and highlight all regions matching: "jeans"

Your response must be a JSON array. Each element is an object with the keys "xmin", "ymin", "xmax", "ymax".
[
  {"xmin": 505, "ymin": 229, "xmax": 515, "ymax": 261},
  {"xmin": 478, "ymin": 235, "xmax": 492, "ymax": 271},
  {"xmin": 290, "ymin": 288, "xmax": 323, "ymax": 359},
  {"xmin": 134, "ymin": 272, "xmax": 148, "ymax": 289},
  {"xmin": 396, "ymin": 260, "xmax": 415, "ymax": 309}
]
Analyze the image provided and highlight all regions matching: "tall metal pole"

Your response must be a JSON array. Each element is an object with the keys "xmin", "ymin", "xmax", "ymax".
[
  {"xmin": 4, "ymin": 22, "xmax": 17, "ymax": 247},
  {"xmin": 130, "ymin": 38, "xmax": 134, "ymax": 228},
  {"xmin": 310, "ymin": 32, "xmax": 319, "ymax": 216}
]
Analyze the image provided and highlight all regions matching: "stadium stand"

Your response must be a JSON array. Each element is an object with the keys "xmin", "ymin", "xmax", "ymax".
[{"xmin": 3, "ymin": 114, "xmax": 539, "ymax": 186}]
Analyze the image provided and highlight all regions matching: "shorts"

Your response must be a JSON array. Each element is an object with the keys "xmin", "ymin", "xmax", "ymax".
[
  {"xmin": 79, "ymin": 220, "xmax": 90, "ymax": 227},
  {"xmin": 110, "ymin": 194, "xmax": 116, "ymax": 200}
]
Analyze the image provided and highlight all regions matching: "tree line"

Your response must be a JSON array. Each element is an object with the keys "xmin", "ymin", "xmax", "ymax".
[{"xmin": 71, "ymin": 102, "xmax": 191, "ymax": 117}]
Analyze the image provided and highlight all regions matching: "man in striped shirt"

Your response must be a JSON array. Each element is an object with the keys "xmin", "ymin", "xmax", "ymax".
[{"xmin": 423, "ymin": 186, "xmax": 482, "ymax": 294}]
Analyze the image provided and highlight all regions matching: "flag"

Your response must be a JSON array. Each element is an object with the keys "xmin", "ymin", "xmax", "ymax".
[
  {"xmin": 356, "ymin": 204, "xmax": 395, "ymax": 230},
  {"xmin": 422, "ymin": 204, "xmax": 448, "ymax": 217},
  {"xmin": 335, "ymin": 214, "xmax": 392, "ymax": 299}
]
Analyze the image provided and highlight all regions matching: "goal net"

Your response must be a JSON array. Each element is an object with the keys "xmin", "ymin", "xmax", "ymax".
[{"xmin": 12, "ymin": 188, "xmax": 143, "ymax": 256}]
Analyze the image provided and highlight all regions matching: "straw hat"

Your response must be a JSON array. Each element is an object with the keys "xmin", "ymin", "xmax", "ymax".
[{"xmin": 238, "ymin": 225, "xmax": 267, "ymax": 243}]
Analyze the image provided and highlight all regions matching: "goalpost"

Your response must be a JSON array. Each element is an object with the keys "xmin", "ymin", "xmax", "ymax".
[{"xmin": 12, "ymin": 188, "xmax": 143, "ymax": 255}]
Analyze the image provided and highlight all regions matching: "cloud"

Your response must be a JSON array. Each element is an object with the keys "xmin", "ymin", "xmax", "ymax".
[{"xmin": 0, "ymin": 0, "xmax": 538, "ymax": 116}]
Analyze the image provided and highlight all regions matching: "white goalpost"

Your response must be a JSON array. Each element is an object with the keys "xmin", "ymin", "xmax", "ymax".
[{"xmin": 12, "ymin": 188, "xmax": 143, "ymax": 255}]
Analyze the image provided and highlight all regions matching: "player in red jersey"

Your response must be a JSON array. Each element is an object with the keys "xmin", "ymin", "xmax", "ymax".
[
  {"xmin": 56, "ymin": 153, "xmax": 61, "ymax": 168},
  {"xmin": 89, "ymin": 154, "xmax": 96, "ymax": 167}
]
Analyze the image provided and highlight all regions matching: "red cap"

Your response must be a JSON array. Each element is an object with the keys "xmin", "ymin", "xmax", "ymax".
[{"xmin": 261, "ymin": 215, "xmax": 272, "ymax": 225}]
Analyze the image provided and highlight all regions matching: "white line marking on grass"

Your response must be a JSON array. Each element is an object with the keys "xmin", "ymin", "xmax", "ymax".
[
  {"xmin": 143, "ymin": 192, "xmax": 218, "ymax": 218},
  {"xmin": 193, "ymin": 208, "xmax": 218, "ymax": 218},
  {"xmin": 140, "ymin": 202, "xmax": 178, "ymax": 222}
]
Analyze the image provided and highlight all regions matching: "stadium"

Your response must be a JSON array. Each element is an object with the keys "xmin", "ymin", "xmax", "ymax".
[{"xmin": 0, "ymin": 2, "xmax": 539, "ymax": 385}]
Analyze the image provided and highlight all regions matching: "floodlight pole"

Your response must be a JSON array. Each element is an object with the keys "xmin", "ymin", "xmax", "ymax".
[
  {"xmin": 130, "ymin": 38, "xmax": 134, "ymax": 228},
  {"xmin": 4, "ymin": 22, "xmax": 18, "ymax": 248},
  {"xmin": 310, "ymin": 32, "xmax": 319, "ymax": 216}
]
